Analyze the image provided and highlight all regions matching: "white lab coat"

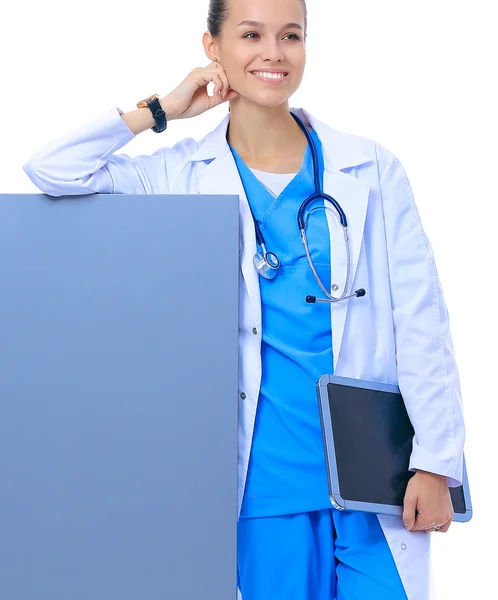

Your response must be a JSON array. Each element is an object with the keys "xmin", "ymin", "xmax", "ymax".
[{"xmin": 23, "ymin": 105, "xmax": 465, "ymax": 600}]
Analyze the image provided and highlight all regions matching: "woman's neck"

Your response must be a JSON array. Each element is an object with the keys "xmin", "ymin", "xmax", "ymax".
[{"xmin": 226, "ymin": 100, "xmax": 309, "ymax": 171}]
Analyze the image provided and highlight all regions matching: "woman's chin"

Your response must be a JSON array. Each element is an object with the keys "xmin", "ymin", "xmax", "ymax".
[{"xmin": 234, "ymin": 92, "xmax": 292, "ymax": 109}]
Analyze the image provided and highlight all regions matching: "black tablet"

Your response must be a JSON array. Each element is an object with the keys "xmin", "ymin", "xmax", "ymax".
[{"xmin": 316, "ymin": 374, "xmax": 472, "ymax": 522}]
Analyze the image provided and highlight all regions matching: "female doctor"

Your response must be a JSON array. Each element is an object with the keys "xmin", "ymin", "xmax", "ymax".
[{"xmin": 23, "ymin": 0, "xmax": 466, "ymax": 598}]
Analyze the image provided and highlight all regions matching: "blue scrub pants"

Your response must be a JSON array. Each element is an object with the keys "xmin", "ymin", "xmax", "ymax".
[{"xmin": 237, "ymin": 509, "xmax": 408, "ymax": 600}]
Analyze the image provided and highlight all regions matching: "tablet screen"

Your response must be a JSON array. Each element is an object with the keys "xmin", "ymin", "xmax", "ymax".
[{"xmin": 326, "ymin": 382, "xmax": 466, "ymax": 513}]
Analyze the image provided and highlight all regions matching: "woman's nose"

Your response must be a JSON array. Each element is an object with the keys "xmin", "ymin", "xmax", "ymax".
[{"xmin": 259, "ymin": 43, "xmax": 285, "ymax": 63}]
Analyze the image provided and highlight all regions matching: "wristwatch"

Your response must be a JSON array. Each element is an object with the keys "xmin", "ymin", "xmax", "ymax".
[{"xmin": 136, "ymin": 94, "xmax": 167, "ymax": 133}]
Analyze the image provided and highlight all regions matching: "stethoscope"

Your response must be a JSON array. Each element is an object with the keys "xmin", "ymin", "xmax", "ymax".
[{"xmin": 250, "ymin": 112, "xmax": 366, "ymax": 304}]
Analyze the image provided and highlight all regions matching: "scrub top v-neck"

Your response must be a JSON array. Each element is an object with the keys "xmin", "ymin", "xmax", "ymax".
[{"xmin": 229, "ymin": 127, "xmax": 335, "ymax": 517}]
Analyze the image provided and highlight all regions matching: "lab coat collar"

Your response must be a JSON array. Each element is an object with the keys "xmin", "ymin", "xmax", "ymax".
[{"xmin": 189, "ymin": 106, "xmax": 373, "ymax": 172}]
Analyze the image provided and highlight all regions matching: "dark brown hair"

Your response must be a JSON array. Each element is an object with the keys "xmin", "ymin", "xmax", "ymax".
[{"xmin": 207, "ymin": 0, "xmax": 308, "ymax": 39}]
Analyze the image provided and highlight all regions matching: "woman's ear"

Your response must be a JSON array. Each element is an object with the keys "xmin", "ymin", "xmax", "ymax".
[{"xmin": 202, "ymin": 31, "xmax": 218, "ymax": 63}]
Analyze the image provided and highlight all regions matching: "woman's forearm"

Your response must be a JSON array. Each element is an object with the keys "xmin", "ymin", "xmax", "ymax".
[{"xmin": 120, "ymin": 96, "xmax": 177, "ymax": 136}]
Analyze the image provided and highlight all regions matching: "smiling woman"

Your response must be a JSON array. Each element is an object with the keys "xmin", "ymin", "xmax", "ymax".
[{"xmin": 22, "ymin": 0, "xmax": 467, "ymax": 599}]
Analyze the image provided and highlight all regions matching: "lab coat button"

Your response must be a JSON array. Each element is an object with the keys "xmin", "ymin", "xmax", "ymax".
[
  {"xmin": 240, "ymin": 392, "xmax": 246, "ymax": 399},
  {"xmin": 332, "ymin": 284, "xmax": 339, "ymax": 291},
  {"xmin": 252, "ymin": 328, "xmax": 258, "ymax": 335},
  {"xmin": 401, "ymin": 543, "xmax": 407, "ymax": 551}
]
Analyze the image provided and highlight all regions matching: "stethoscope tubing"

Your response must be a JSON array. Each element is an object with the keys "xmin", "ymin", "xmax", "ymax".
[{"xmin": 247, "ymin": 112, "xmax": 364, "ymax": 302}]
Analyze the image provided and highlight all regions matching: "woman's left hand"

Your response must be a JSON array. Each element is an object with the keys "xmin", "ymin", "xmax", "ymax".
[{"xmin": 402, "ymin": 470, "xmax": 454, "ymax": 533}]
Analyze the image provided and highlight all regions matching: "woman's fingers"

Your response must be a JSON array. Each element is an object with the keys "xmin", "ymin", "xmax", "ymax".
[
  {"xmin": 212, "ymin": 74, "xmax": 223, "ymax": 97},
  {"xmin": 212, "ymin": 61, "xmax": 232, "ymax": 99}
]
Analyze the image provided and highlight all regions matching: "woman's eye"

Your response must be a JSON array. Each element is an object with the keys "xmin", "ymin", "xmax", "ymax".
[{"xmin": 243, "ymin": 33, "xmax": 301, "ymax": 40}]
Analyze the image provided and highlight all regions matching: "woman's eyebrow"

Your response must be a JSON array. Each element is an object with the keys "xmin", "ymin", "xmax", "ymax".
[{"xmin": 237, "ymin": 20, "xmax": 303, "ymax": 31}]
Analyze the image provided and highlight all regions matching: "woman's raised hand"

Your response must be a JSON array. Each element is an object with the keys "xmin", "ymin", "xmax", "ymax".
[{"xmin": 164, "ymin": 61, "xmax": 240, "ymax": 120}]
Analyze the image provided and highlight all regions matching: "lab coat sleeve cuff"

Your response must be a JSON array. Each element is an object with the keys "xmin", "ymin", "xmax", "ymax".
[{"xmin": 409, "ymin": 442, "xmax": 464, "ymax": 488}]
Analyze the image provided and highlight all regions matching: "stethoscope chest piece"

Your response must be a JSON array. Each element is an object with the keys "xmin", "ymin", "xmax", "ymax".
[{"xmin": 253, "ymin": 250, "xmax": 280, "ymax": 280}]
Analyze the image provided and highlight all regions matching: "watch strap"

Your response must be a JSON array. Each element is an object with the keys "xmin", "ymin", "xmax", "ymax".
[{"xmin": 146, "ymin": 97, "xmax": 167, "ymax": 133}]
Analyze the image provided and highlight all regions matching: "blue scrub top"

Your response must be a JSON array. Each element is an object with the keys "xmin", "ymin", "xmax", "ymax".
[{"xmin": 230, "ymin": 128, "xmax": 335, "ymax": 517}]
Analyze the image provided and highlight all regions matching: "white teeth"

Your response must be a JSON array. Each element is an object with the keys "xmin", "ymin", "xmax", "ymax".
[{"xmin": 253, "ymin": 71, "xmax": 286, "ymax": 79}]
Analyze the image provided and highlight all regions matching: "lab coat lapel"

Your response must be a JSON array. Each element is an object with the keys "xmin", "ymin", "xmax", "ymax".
[
  {"xmin": 322, "ymin": 167, "xmax": 371, "ymax": 370},
  {"xmin": 194, "ymin": 139, "xmax": 262, "ymax": 328},
  {"xmin": 191, "ymin": 108, "xmax": 373, "ymax": 363}
]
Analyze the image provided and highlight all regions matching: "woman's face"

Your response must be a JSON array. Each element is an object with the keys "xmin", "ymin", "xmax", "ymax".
[{"xmin": 209, "ymin": 0, "xmax": 307, "ymax": 108}]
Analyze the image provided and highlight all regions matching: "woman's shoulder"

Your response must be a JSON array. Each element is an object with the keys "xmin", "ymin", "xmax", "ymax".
[
  {"xmin": 328, "ymin": 124, "xmax": 399, "ymax": 173},
  {"xmin": 301, "ymin": 107, "xmax": 400, "ymax": 174}
]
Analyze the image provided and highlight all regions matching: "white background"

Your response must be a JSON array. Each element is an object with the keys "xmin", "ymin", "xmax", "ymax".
[{"xmin": 1, "ymin": 0, "xmax": 496, "ymax": 597}]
